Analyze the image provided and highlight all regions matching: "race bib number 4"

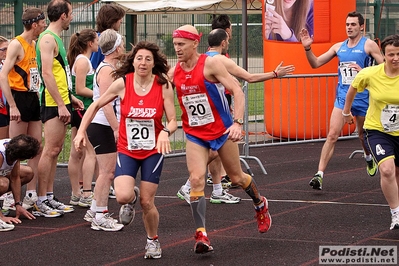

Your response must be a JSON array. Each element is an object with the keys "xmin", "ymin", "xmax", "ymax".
[
  {"xmin": 182, "ymin": 93, "xmax": 214, "ymax": 127},
  {"xmin": 381, "ymin": 104, "xmax": 399, "ymax": 132},
  {"xmin": 126, "ymin": 119, "xmax": 156, "ymax": 150},
  {"xmin": 339, "ymin": 61, "xmax": 358, "ymax": 85}
]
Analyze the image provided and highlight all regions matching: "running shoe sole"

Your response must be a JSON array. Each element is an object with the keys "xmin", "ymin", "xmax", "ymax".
[
  {"xmin": 194, "ymin": 242, "xmax": 214, "ymax": 254},
  {"xmin": 209, "ymin": 198, "xmax": 240, "ymax": 204},
  {"xmin": 309, "ymin": 179, "xmax": 322, "ymax": 190},
  {"xmin": 32, "ymin": 210, "xmax": 62, "ymax": 218}
]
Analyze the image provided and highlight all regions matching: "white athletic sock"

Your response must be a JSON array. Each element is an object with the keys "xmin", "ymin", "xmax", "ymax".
[
  {"xmin": 391, "ymin": 206, "xmax": 399, "ymax": 215},
  {"xmin": 95, "ymin": 206, "xmax": 107, "ymax": 219},
  {"xmin": 316, "ymin": 171, "xmax": 324, "ymax": 178},
  {"xmin": 37, "ymin": 196, "xmax": 47, "ymax": 205},
  {"xmin": 182, "ymin": 179, "xmax": 191, "ymax": 191},
  {"xmin": 212, "ymin": 183, "xmax": 223, "ymax": 196},
  {"xmin": 90, "ymin": 199, "xmax": 96, "ymax": 213}
]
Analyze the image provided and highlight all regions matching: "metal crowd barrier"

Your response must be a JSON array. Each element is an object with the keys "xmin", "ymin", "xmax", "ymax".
[{"xmin": 59, "ymin": 73, "xmax": 360, "ymax": 175}]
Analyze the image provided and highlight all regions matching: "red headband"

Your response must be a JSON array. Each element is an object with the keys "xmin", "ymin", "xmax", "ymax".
[{"xmin": 172, "ymin": 30, "xmax": 202, "ymax": 42}]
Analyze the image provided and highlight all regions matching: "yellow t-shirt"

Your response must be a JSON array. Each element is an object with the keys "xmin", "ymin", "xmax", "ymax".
[{"xmin": 352, "ymin": 64, "xmax": 399, "ymax": 136}]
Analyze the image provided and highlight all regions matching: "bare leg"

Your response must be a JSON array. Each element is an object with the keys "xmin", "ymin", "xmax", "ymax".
[
  {"xmin": 10, "ymin": 121, "xmax": 42, "ymax": 193},
  {"xmin": 82, "ymin": 135, "xmax": 96, "ymax": 197},
  {"xmin": 317, "ymin": 107, "xmax": 346, "ymax": 173},
  {"xmin": 0, "ymin": 125, "xmax": 8, "ymax": 139},
  {"xmin": 379, "ymin": 159, "xmax": 399, "ymax": 209},
  {"xmin": 186, "ymin": 140, "xmax": 208, "ymax": 232},
  {"xmin": 141, "ymin": 181, "xmax": 159, "ymax": 238},
  {"xmin": 93, "ymin": 152, "xmax": 116, "ymax": 208},
  {"xmin": 68, "ymin": 127, "xmax": 84, "ymax": 197},
  {"xmin": 37, "ymin": 118, "xmax": 67, "ymax": 198}
]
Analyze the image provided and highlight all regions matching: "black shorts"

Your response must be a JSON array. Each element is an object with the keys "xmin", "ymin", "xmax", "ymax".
[
  {"xmin": 87, "ymin": 123, "xmax": 116, "ymax": 155},
  {"xmin": 364, "ymin": 129, "xmax": 399, "ymax": 167},
  {"xmin": 71, "ymin": 109, "xmax": 86, "ymax": 129},
  {"xmin": 0, "ymin": 113, "xmax": 9, "ymax": 127},
  {"xmin": 40, "ymin": 104, "xmax": 72, "ymax": 124},
  {"xmin": 225, "ymin": 93, "xmax": 232, "ymax": 107},
  {"xmin": 10, "ymin": 90, "xmax": 40, "ymax": 122}
]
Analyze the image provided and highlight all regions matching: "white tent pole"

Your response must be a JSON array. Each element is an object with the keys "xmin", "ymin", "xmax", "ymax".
[{"xmin": 241, "ymin": 0, "xmax": 248, "ymax": 71}]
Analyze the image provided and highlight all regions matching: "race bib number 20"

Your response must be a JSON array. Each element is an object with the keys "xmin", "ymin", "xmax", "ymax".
[
  {"xmin": 182, "ymin": 93, "xmax": 214, "ymax": 127},
  {"xmin": 126, "ymin": 119, "xmax": 156, "ymax": 150}
]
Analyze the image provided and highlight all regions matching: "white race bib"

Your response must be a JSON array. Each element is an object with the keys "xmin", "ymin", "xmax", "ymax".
[
  {"xmin": 339, "ymin": 61, "xmax": 358, "ymax": 85},
  {"xmin": 126, "ymin": 118, "xmax": 156, "ymax": 150},
  {"xmin": 182, "ymin": 93, "xmax": 214, "ymax": 127},
  {"xmin": 381, "ymin": 104, "xmax": 399, "ymax": 132},
  {"xmin": 65, "ymin": 65, "xmax": 73, "ymax": 91},
  {"xmin": 29, "ymin": 67, "xmax": 40, "ymax": 92}
]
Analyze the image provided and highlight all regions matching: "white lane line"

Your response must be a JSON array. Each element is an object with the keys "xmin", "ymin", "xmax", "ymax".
[{"xmin": 156, "ymin": 195, "xmax": 388, "ymax": 207}]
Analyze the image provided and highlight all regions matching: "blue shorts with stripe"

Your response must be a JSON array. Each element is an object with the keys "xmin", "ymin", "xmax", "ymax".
[
  {"xmin": 334, "ymin": 96, "xmax": 368, "ymax": 117},
  {"xmin": 115, "ymin": 152, "xmax": 164, "ymax": 185},
  {"xmin": 186, "ymin": 133, "xmax": 228, "ymax": 151},
  {"xmin": 364, "ymin": 129, "xmax": 399, "ymax": 167}
]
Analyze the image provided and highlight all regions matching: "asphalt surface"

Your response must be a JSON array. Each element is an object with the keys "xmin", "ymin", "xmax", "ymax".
[{"xmin": 1, "ymin": 138, "xmax": 397, "ymax": 266}]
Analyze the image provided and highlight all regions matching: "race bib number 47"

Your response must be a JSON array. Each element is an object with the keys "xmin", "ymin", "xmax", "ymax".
[{"xmin": 381, "ymin": 104, "xmax": 399, "ymax": 132}]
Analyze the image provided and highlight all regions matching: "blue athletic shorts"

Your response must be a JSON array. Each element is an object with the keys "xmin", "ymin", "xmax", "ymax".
[
  {"xmin": 115, "ymin": 152, "xmax": 164, "ymax": 185},
  {"xmin": 334, "ymin": 96, "xmax": 368, "ymax": 117},
  {"xmin": 364, "ymin": 129, "xmax": 399, "ymax": 166},
  {"xmin": 186, "ymin": 133, "xmax": 228, "ymax": 151}
]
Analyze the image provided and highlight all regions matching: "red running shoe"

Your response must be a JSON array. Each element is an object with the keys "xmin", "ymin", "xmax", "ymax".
[
  {"xmin": 255, "ymin": 196, "xmax": 272, "ymax": 233},
  {"xmin": 194, "ymin": 231, "xmax": 214, "ymax": 254}
]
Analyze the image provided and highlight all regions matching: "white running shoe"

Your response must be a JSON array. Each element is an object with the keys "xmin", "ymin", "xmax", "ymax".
[
  {"xmin": 210, "ymin": 189, "xmax": 241, "ymax": 204},
  {"xmin": 48, "ymin": 198, "xmax": 74, "ymax": 213},
  {"xmin": 144, "ymin": 238, "xmax": 162, "ymax": 259},
  {"xmin": 390, "ymin": 212, "xmax": 399, "ymax": 230},
  {"xmin": 32, "ymin": 200, "xmax": 62, "ymax": 218},
  {"xmin": 91, "ymin": 212, "xmax": 124, "ymax": 231},
  {"xmin": 119, "ymin": 186, "xmax": 140, "ymax": 226},
  {"xmin": 0, "ymin": 218, "xmax": 15, "ymax": 231},
  {"xmin": 69, "ymin": 194, "xmax": 80, "ymax": 206},
  {"xmin": 22, "ymin": 193, "xmax": 38, "ymax": 210},
  {"xmin": 2, "ymin": 192, "xmax": 15, "ymax": 211},
  {"xmin": 84, "ymin": 209, "xmax": 95, "ymax": 222},
  {"xmin": 109, "ymin": 186, "xmax": 116, "ymax": 199},
  {"xmin": 176, "ymin": 186, "xmax": 190, "ymax": 204}
]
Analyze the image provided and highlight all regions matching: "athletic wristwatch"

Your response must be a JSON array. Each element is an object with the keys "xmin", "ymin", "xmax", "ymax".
[
  {"xmin": 15, "ymin": 201, "xmax": 23, "ymax": 207},
  {"xmin": 234, "ymin": 118, "xmax": 244, "ymax": 125}
]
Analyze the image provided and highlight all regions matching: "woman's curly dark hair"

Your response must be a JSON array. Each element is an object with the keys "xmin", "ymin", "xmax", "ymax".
[
  {"xmin": 112, "ymin": 41, "xmax": 170, "ymax": 88},
  {"xmin": 6, "ymin": 134, "xmax": 40, "ymax": 162}
]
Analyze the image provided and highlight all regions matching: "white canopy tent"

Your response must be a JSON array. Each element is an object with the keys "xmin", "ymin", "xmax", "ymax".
[
  {"xmin": 106, "ymin": 0, "xmax": 262, "ymax": 14},
  {"xmin": 104, "ymin": 0, "xmax": 262, "ymax": 69}
]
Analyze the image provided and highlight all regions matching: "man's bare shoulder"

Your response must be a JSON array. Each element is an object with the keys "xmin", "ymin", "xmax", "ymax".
[
  {"xmin": 332, "ymin": 41, "xmax": 344, "ymax": 52},
  {"xmin": 167, "ymin": 65, "xmax": 176, "ymax": 80},
  {"xmin": 3, "ymin": 39, "xmax": 24, "ymax": 63},
  {"xmin": 38, "ymin": 33, "xmax": 55, "ymax": 47}
]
